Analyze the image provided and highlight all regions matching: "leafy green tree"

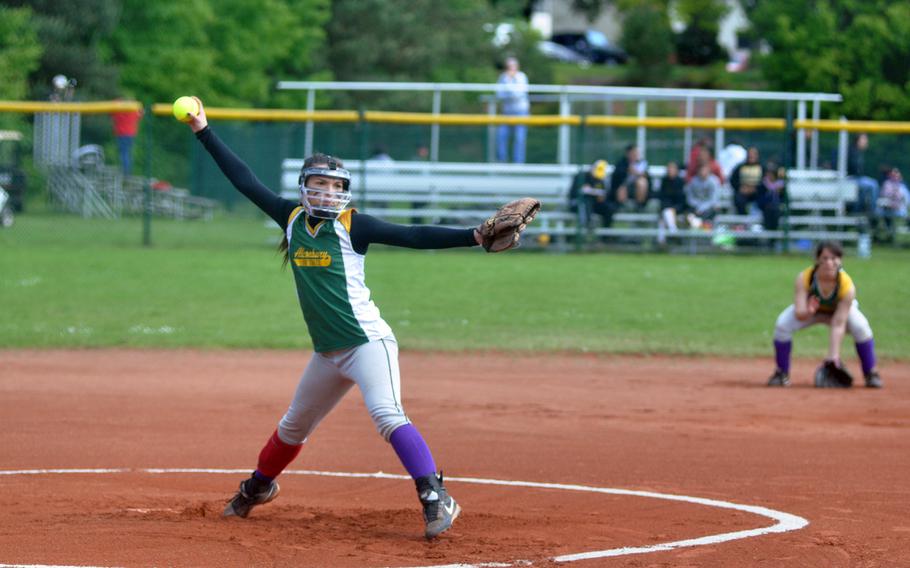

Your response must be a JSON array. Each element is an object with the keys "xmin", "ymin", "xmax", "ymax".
[
  {"xmin": 748, "ymin": 0, "xmax": 910, "ymax": 120},
  {"xmin": 620, "ymin": 3, "xmax": 674, "ymax": 86},
  {"xmin": 0, "ymin": 6, "xmax": 42, "ymax": 101},
  {"xmin": 0, "ymin": 5, "xmax": 42, "ymax": 133},
  {"xmin": 673, "ymin": 0, "xmax": 728, "ymax": 65},
  {"xmin": 6, "ymin": 0, "xmax": 120, "ymax": 99},
  {"xmin": 206, "ymin": 0, "xmax": 330, "ymax": 107},
  {"xmin": 571, "ymin": 0, "xmax": 610, "ymax": 22},
  {"xmin": 104, "ymin": 1, "xmax": 217, "ymax": 104},
  {"xmin": 327, "ymin": 0, "xmax": 496, "ymax": 82},
  {"xmin": 104, "ymin": 0, "xmax": 329, "ymax": 107}
]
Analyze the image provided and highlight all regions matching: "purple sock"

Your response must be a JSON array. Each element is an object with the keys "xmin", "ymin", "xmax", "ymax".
[
  {"xmin": 855, "ymin": 339, "xmax": 877, "ymax": 375},
  {"xmin": 252, "ymin": 470, "xmax": 274, "ymax": 483},
  {"xmin": 774, "ymin": 340, "xmax": 792, "ymax": 373},
  {"xmin": 389, "ymin": 424, "xmax": 437, "ymax": 480}
]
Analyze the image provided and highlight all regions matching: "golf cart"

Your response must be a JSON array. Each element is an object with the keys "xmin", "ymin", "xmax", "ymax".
[
  {"xmin": 0, "ymin": 130, "xmax": 26, "ymax": 213},
  {"xmin": 0, "ymin": 184, "xmax": 13, "ymax": 227}
]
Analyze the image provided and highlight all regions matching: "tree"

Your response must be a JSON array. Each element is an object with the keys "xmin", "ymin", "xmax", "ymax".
[
  {"xmin": 0, "ymin": 6, "xmax": 42, "ymax": 101},
  {"xmin": 748, "ymin": 0, "xmax": 910, "ymax": 120},
  {"xmin": 673, "ymin": 0, "xmax": 728, "ymax": 65},
  {"xmin": 620, "ymin": 3, "xmax": 674, "ymax": 86},
  {"xmin": 105, "ymin": 0, "xmax": 217, "ymax": 104},
  {"xmin": 103, "ymin": 0, "xmax": 329, "ymax": 107},
  {"xmin": 571, "ymin": 0, "xmax": 610, "ymax": 22},
  {"xmin": 6, "ymin": 0, "xmax": 121, "ymax": 100}
]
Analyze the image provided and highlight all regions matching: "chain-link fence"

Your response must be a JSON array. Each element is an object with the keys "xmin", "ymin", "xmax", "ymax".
[{"xmin": 1, "ymin": 91, "xmax": 908, "ymax": 253}]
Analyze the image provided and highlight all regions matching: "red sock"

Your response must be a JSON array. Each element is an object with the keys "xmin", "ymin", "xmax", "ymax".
[{"xmin": 256, "ymin": 430, "xmax": 302, "ymax": 479}]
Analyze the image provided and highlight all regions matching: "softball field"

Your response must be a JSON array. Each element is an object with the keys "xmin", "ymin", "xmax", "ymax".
[{"xmin": 2, "ymin": 349, "xmax": 908, "ymax": 567}]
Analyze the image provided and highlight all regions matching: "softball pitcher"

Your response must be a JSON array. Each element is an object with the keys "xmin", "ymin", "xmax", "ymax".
[
  {"xmin": 767, "ymin": 240, "xmax": 883, "ymax": 388},
  {"xmin": 180, "ymin": 98, "xmax": 536, "ymax": 540}
]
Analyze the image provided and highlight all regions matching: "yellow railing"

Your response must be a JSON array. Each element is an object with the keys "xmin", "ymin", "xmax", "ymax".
[
  {"xmin": 794, "ymin": 119, "xmax": 910, "ymax": 134},
  {"xmin": 149, "ymin": 104, "xmax": 359, "ymax": 122},
  {"xmin": 0, "ymin": 100, "xmax": 143, "ymax": 114},
  {"xmin": 3, "ymin": 100, "xmax": 910, "ymax": 133}
]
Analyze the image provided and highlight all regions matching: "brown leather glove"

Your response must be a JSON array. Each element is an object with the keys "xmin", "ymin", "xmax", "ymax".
[{"xmin": 477, "ymin": 198, "xmax": 541, "ymax": 253}]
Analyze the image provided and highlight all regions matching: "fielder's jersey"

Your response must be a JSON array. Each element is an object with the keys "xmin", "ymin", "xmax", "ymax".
[
  {"xmin": 800, "ymin": 266, "xmax": 855, "ymax": 314},
  {"xmin": 286, "ymin": 206, "xmax": 391, "ymax": 352}
]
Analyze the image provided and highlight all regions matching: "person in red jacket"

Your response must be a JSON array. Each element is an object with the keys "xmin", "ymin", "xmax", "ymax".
[
  {"xmin": 686, "ymin": 144, "xmax": 725, "ymax": 185},
  {"xmin": 111, "ymin": 99, "xmax": 143, "ymax": 176}
]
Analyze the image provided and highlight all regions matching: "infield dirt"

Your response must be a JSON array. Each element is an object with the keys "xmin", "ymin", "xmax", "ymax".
[{"xmin": 2, "ymin": 349, "xmax": 908, "ymax": 567}]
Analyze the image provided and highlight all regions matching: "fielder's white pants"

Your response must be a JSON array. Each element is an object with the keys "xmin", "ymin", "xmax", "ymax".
[
  {"xmin": 277, "ymin": 336, "xmax": 409, "ymax": 444},
  {"xmin": 773, "ymin": 299, "xmax": 873, "ymax": 343}
]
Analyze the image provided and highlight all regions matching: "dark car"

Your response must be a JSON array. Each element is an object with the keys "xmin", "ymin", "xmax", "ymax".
[
  {"xmin": 551, "ymin": 30, "xmax": 628, "ymax": 65},
  {"xmin": 537, "ymin": 40, "xmax": 592, "ymax": 66}
]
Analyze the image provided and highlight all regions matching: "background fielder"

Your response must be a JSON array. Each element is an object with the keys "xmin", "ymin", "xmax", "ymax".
[{"xmin": 767, "ymin": 240, "xmax": 883, "ymax": 388}]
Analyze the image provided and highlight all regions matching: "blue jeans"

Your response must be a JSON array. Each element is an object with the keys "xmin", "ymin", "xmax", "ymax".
[
  {"xmin": 117, "ymin": 135, "xmax": 135, "ymax": 176},
  {"xmin": 496, "ymin": 119, "xmax": 527, "ymax": 163},
  {"xmin": 850, "ymin": 176, "xmax": 879, "ymax": 216}
]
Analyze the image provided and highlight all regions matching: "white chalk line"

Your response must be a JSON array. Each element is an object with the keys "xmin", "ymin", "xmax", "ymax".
[{"xmin": 0, "ymin": 468, "xmax": 808, "ymax": 568}]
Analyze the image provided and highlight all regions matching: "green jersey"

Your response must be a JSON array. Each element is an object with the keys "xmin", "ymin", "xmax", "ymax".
[{"xmin": 286, "ymin": 207, "xmax": 392, "ymax": 352}]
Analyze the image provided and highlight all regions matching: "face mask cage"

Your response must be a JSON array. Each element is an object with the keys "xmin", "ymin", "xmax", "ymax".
[
  {"xmin": 300, "ymin": 186, "xmax": 353, "ymax": 219},
  {"xmin": 298, "ymin": 165, "xmax": 352, "ymax": 219}
]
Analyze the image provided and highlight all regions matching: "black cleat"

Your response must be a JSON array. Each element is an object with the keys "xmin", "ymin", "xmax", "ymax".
[
  {"xmin": 767, "ymin": 369, "xmax": 790, "ymax": 387},
  {"xmin": 223, "ymin": 477, "xmax": 280, "ymax": 518},
  {"xmin": 416, "ymin": 472, "xmax": 461, "ymax": 539},
  {"xmin": 864, "ymin": 371, "xmax": 883, "ymax": 389}
]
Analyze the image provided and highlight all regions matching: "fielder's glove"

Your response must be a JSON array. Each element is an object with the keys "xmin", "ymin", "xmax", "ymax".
[
  {"xmin": 478, "ymin": 198, "xmax": 541, "ymax": 253},
  {"xmin": 814, "ymin": 359, "xmax": 854, "ymax": 388}
]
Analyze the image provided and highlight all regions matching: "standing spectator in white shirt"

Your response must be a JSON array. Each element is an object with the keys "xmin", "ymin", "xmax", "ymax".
[{"xmin": 495, "ymin": 57, "xmax": 530, "ymax": 163}]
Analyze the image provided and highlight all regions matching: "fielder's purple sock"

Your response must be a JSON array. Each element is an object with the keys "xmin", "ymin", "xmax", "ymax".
[
  {"xmin": 389, "ymin": 424, "xmax": 437, "ymax": 480},
  {"xmin": 774, "ymin": 340, "xmax": 792, "ymax": 373},
  {"xmin": 855, "ymin": 339, "xmax": 877, "ymax": 375}
]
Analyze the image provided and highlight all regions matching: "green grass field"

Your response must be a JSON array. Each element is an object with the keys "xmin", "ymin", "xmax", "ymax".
[{"xmin": 2, "ymin": 213, "xmax": 908, "ymax": 359}]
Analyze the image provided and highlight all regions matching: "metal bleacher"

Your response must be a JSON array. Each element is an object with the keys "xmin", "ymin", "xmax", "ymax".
[{"xmin": 280, "ymin": 158, "xmax": 866, "ymax": 252}]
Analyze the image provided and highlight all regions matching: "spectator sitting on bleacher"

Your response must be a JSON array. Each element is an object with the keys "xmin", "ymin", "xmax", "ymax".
[
  {"xmin": 718, "ymin": 141, "xmax": 748, "ymax": 181},
  {"xmin": 687, "ymin": 137, "xmax": 712, "ymax": 178},
  {"xmin": 657, "ymin": 161, "xmax": 688, "ymax": 243},
  {"xmin": 846, "ymin": 133, "xmax": 879, "ymax": 219},
  {"xmin": 684, "ymin": 162, "xmax": 722, "ymax": 227},
  {"xmin": 569, "ymin": 159, "xmax": 612, "ymax": 230},
  {"xmin": 730, "ymin": 147, "xmax": 764, "ymax": 216},
  {"xmin": 876, "ymin": 167, "xmax": 909, "ymax": 241},
  {"xmin": 686, "ymin": 144, "xmax": 725, "ymax": 185},
  {"xmin": 757, "ymin": 162, "xmax": 786, "ymax": 231},
  {"xmin": 610, "ymin": 144, "xmax": 651, "ymax": 211}
]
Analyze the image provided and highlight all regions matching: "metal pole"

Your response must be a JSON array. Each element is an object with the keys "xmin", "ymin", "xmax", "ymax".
[
  {"xmin": 304, "ymin": 88, "xmax": 315, "ymax": 157},
  {"xmin": 837, "ymin": 116, "xmax": 848, "ymax": 179},
  {"xmin": 431, "ymin": 89, "xmax": 441, "ymax": 162},
  {"xmin": 575, "ymin": 114, "xmax": 586, "ymax": 165},
  {"xmin": 358, "ymin": 105, "xmax": 368, "ymax": 205},
  {"xmin": 683, "ymin": 97, "xmax": 693, "ymax": 166},
  {"xmin": 559, "ymin": 90, "xmax": 570, "ymax": 164},
  {"xmin": 810, "ymin": 99, "xmax": 820, "ymax": 169},
  {"xmin": 605, "ymin": 97, "xmax": 614, "ymax": 161},
  {"xmin": 714, "ymin": 100, "xmax": 725, "ymax": 152},
  {"xmin": 142, "ymin": 103, "xmax": 152, "ymax": 247},
  {"xmin": 784, "ymin": 101, "xmax": 794, "ymax": 169},
  {"xmin": 796, "ymin": 100, "xmax": 807, "ymax": 170},
  {"xmin": 486, "ymin": 99, "xmax": 496, "ymax": 163},
  {"xmin": 636, "ymin": 100, "xmax": 646, "ymax": 159}
]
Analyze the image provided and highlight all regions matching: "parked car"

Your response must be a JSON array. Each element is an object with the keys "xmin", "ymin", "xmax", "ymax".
[
  {"xmin": 551, "ymin": 30, "xmax": 628, "ymax": 64},
  {"xmin": 537, "ymin": 40, "xmax": 591, "ymax": 66}
]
